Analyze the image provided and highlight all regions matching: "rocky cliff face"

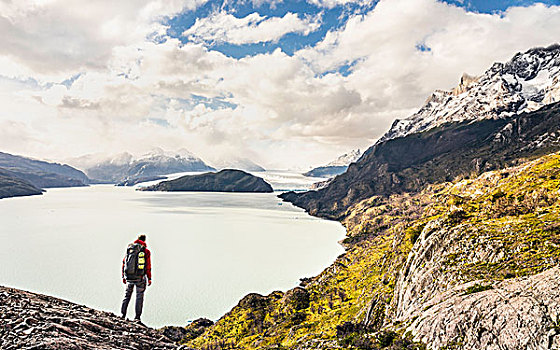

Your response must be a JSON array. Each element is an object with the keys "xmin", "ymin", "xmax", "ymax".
[
  {"xmin": 382, "ymin": 44, "xmax": 560, "ymax": 142},
  {"xmin": 0, "ymin": 286, "xmax": 180, "ymax": 349},
  {"xmin": 390, "ymin": 154, "xmax": 560, "ymax": 349}
]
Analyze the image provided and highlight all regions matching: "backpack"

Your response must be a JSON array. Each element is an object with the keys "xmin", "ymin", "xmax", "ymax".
[{"xmin": 124, "ymin": 243, "xmax": 146, "ymax": 281}]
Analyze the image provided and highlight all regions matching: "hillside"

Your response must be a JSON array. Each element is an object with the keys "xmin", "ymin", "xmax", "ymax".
[
  {"xmin": 141, "ymin": 169, "xmax": 273, "ymax": 193},
  {"xmin": 0, "ymin": 168, "xmax": 43, "ymax": 199},
  {"xmin": 0, "ymin": 152, "xmax": 89, "ymax": 189},
  {"xmin": 281, "ymin": 102, "xmax": 560, "ymax": 219},
  {"xmin": 185, "ymin": 151, "xmax": 560, "ymax": 350},
  {"xmin": 0, "ymin": 286, "xmax": 178, "ymax": 349}
]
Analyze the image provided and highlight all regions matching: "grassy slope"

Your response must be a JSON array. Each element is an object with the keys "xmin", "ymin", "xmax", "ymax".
[{"xmin": 186, "ymin": 152, "xmax": 560, "ymax": 350}]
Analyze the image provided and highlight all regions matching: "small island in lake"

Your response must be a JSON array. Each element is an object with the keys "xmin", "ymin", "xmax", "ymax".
[{"xmin": 140, "ymin": 169, "xmax": 273, "ymax": 193}]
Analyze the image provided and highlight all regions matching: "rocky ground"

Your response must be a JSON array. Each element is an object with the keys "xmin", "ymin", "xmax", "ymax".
[{"xmin": 0, "ymin": 286, "xmax": 184, "ymax": 350}]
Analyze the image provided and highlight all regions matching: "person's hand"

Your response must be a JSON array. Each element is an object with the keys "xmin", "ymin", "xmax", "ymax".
[
  {"xmin": 148, "ymin": 280, "xmax": 152, "ymax": 286},
  {"xmin": 122, "ymin": 278, "xmax": 126, "ymax": 284}
]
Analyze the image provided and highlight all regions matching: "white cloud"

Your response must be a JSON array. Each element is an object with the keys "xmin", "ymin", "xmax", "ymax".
[
  {"xmin": 0, "ymin": 0, "xmax": 208, "ymax": 78},
  {"xmin": 183, "ymin": 11, "xmax": 321, "ymax": 45},
  {"xmin": 306, "ymin": 0, "xmax": 372, "ymax": 8},
  {"xmin": 296, "ymin": 0, "xmax": 560, "ymax": 135},
  {"xmin": 1, "ymin": 0, "xmax": 560, "ymax": 169},
  {"xmin": 244, "ymin": 0, "xmax": 371, "ymax": 9}
]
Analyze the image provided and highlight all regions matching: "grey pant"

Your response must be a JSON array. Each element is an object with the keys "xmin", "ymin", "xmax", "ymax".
[{"xmin": 121, "ymin": 278, "xmax": 146, "ymax": 319}]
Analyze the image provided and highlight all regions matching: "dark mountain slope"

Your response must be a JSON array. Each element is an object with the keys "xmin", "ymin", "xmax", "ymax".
[
  {"xmin": 0, "ymin": 168, "xmax": 43, "ymax": 199},
  {"xmin": 281, "ymin": 102, "xmax": 560, "ymax": 219},
  {"xmin": 0, "ymin": 152, "xmax": 89, "ymax": 188}
]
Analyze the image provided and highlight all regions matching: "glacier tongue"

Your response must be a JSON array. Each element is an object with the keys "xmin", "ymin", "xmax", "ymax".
[{"xmin": 380, "ymin": 44, "xmax": 560, "ymax": 143}]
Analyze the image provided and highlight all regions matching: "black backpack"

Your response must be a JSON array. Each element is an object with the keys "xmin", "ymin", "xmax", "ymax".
[{"xmin": 124, "ymin": 243, "xmax": 146, "ymax": 281}]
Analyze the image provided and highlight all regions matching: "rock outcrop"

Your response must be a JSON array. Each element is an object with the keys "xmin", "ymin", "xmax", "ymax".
[
  {"xmin": 0, "ymin": 286, "xmax": 179, "ymax": 349},
  {"xmin": 404, "ymin": 268, "xmax": 560, "ymax": 350},
  {"xmin": 141, "ymin": 169, "xmax": 273, "ymax": 193}
]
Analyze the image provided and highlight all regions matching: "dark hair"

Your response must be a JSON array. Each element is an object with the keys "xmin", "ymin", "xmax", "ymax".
[{"xmin": 138, "ymin": 234, "xmax": 146, "ymax": 242}]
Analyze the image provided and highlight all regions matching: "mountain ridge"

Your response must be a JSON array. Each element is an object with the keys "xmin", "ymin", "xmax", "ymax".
[
  {"xmin": 282, "ymin": 101, "xmax": 560, "ymax": 219},
  {"xmin": 70, "ymin": 149, "xmax": 215, "ymax": 183},
  {"xmin": 381, "ymin": 44, "xmax": 560, "ymax": 143},
  {"xmin": 0, "ymin": 152, "xmax": 89, "ymax": 198}
]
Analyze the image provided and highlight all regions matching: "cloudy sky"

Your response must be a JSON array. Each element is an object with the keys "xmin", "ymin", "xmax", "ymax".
[{"xmin": 1, "ymin": 0, "xmax": 560, "ymax": 169}]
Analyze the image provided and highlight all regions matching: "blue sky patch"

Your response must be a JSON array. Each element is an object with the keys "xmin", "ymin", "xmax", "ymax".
[
  {"xmin": 440, "ymin": 0, "xmax": 560, "ymax": 13},
  {"xmin": 164, "ymin": 0, "xmax": 377, "ymax": 59},
  {"xmin": 162, "ymin": 0, "xmax": 555, "ymax": 61},
  {"xmin": 416, "ymin": 42, "xmax": 432, "ymax": 52}
]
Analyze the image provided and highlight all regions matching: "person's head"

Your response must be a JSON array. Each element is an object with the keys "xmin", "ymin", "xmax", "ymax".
[{"xmin": 138, "ymin": 234, "xmax": 146, "ymax": 242}]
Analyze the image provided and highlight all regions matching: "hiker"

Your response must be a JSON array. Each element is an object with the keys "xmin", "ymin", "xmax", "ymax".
[{"xmin": 121, "ymin": 234, "xmax": 152, "ymax": 322}]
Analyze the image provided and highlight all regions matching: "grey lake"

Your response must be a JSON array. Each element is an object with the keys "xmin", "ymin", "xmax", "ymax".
[{"xmin": 0, "ymin": 182, "xmax": 345, "ymax": 327}]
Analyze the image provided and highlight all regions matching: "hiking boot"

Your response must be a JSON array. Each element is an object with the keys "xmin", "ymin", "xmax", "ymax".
[{"xmin": 134, "ymin": 318, "xmax": 146, "ymax": 327}]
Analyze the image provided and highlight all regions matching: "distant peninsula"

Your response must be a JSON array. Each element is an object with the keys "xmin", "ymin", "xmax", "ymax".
[{"xmin": 140, "ymin": 169, "xmax": 273, "ymax": 193}]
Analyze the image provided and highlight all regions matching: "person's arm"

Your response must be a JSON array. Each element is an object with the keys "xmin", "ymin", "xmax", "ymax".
[
  {"xmin": 146, "ymin": 249, "xmax": 152, "ymax": 285},
  {"xmin": 122, "ymin": 257, "xmax": 126, "ymax": 284}
]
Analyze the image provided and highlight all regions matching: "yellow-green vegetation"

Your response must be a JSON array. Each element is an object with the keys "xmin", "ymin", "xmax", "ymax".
[{"xmin": 186, "ymin": 153, "xmax": 560, "ymax": 350}]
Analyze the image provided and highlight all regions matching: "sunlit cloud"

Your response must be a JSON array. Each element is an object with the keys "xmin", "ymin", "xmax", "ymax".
[
  {"xmin": 183, "ymin": 11, "xmax": 322, "ymax": 45},
  {"xmin": 0, "ymin": 0, "xmax": 559, "ymax": 169}
]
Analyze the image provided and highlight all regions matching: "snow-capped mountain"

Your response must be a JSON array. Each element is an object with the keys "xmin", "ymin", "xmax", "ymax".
[
  {"xmin": 209, "ymin": 156, "xmax": 265, "ymax": 172},
  {"xmin": 304, "ymin": 149, "xmax": 362, "ymax": 178},
  {"xmin": 381, "ymin": 44, "xmax": 560, "ymax": 142},
  {"xmin": 326, "ymin": 149, "xmax": 362, "ymax": 167},
  {"xmin": 69, "ymin": 148, "xmax": 215, "ymax": 183}
]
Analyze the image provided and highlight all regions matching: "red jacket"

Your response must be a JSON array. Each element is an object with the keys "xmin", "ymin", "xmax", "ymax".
[{"xmin": 122, "ymin": 239, "xmax": 152, "ymax": 281}]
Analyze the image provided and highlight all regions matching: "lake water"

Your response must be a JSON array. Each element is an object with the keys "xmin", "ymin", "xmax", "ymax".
[{"xmin": 0, "ymin": 178, "xmax": 345, "ymax": 328}]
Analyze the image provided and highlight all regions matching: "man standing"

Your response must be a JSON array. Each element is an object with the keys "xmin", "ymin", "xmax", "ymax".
[{"xmin": 121, "ymin": 234, "xmax": 152, "ymax": 322}]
